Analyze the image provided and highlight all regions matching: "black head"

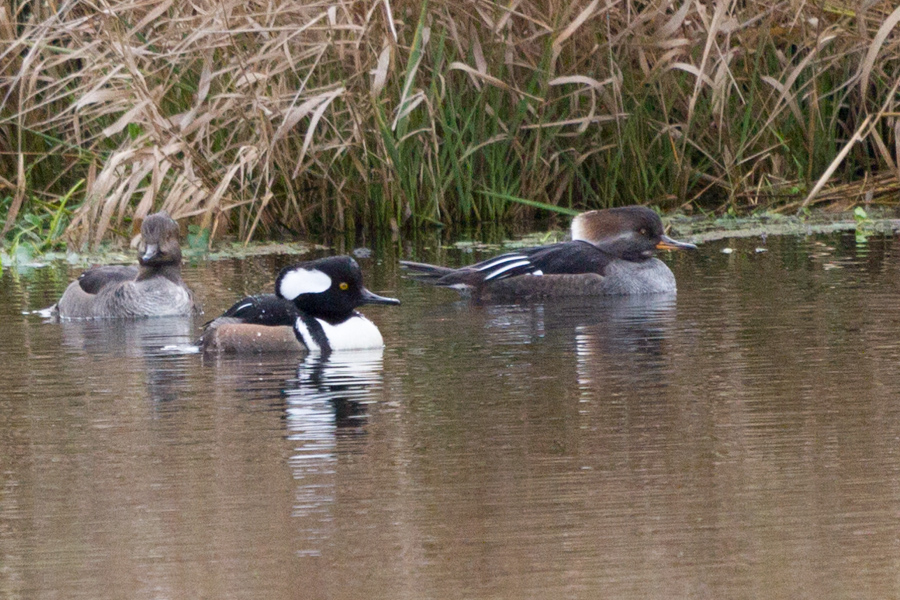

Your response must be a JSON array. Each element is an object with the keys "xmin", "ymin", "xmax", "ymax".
[
  {"xmin": 571, "ymin": 206, "xmax": 696, "ymax": 261},
  {"xmin": 137, "ymin": 211, "xmax": 183, "ymax": 267},
  {"xmin": 275, "ymin": 256, "xmax": 400, "ymax": 322}
]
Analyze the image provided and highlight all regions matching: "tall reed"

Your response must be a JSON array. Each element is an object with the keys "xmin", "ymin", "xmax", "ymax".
[{"xmin": 1, "ymin": 0, "xmax": 899, "ymax": 247}]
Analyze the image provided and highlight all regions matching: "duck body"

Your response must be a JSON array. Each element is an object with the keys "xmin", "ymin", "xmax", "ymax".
[
  {"xmin": 54, "ymin": 211, "xmax": 195, "ymax": 319},
  {"xmin": 199, "ymin": 256, "xmax": 399, "ymax": 354},
  {"xmin": 196, "ymin": 294, "xmax": 303, "ymax": 353},
  {"xmin": 475, "ymin": 256, "xmax": 677, "ymax": 300},
  {"xmin": 401, "ymin": 206, "xmax": 695, "ymax": 299},
  {"xmin": 55, "ymin": 272, "xmax": 193, "ymax": 318}
]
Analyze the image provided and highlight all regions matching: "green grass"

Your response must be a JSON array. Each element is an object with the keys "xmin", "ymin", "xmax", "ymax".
[
  {"xmin": 1, "ymin": 0, "xmax": 899, "ymax": 249},
  {"xmin": 2, "ymin": 180, "xmax": 82, "ymax": 256}
]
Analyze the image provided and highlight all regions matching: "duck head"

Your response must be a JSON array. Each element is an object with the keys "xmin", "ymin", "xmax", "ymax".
[
  {"xmin": 137, "ymin": 211, "xmax": 183, "ymax": 267},
  {"xmin": 276, "ymin": 256, "xmax": 400, "ymax": 323},
  {"xmin": 571, "ymin": 206, "xmax": 696, "ymax": 261}
]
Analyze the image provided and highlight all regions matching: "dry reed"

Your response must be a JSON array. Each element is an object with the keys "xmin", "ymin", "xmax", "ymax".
[{"xmin": 1, "ymin": 0, "xmax": 899, "ymax": 247}]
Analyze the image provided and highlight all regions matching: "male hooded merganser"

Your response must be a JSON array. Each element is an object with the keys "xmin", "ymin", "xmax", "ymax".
[
  {"xmin": 53, "ymin": 211, "xmax": 195, "ymax": 318},
  {"xmin": 401, "ymin": 205, "xmax": 696, "ymax": 299},
  {"xmin": 199, "ymin": 256, "xmax": 400, "ymax": 353}
]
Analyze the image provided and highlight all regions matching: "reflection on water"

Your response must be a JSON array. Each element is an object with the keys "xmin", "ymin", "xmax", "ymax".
[
  {"xmin": 3, "ymin": 232, "xmax": 900, "ymax": 598},
  {"xmin": 570, "ymin": 294, "xmax": 676, "ymax": 393},
  {"xmin": 285, "ymin": 350, "xmax": 385, "ymax": 556},
  {"xmin": 55, "ymin": 317, "xmax": 198, "ymax": 405}
]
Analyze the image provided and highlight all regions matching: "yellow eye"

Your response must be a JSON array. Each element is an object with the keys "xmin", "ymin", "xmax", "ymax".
[{"xmin": 339, "ymin": 282, "xmax": 349, "ymax": 291}]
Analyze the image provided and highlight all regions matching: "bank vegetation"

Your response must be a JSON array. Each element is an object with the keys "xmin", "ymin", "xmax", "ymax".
[{"xmin": 1, "ymin": 0, "xmax": 899, "ymax": 249}]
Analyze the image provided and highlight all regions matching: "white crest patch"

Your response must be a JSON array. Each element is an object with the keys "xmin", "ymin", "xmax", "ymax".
[
  {"xmin": 279, "ymin": 268, "xmax": 332, "ymax": 299},
  {"xmin": 571, "ymin": 213, "xmax": 589, "ymax": 241}
]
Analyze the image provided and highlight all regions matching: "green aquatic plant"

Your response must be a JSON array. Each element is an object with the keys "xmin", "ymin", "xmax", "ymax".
[
  {"xmin": 853, "ymin": 206, "xmax": 873, "ymax": 244},
  {"xmin": 186, "ymin": 224, "xmax": 210, "ymax": 252},
  {"xmin": 2, "ymin": 181, "xmax": 82, "ymax": 256}
]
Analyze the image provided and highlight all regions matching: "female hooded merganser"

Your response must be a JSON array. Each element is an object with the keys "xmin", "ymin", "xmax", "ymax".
[
  {"xmin": 199, "ymin": 256, "xmax": 400, "ymax": 353},
  {"xmin": 401, "ymin": 205, "xmax": 696, "ymax": 299},
  {"xmin": 53, "ymin": 211, "xmax": 195, "ymax": 318}
]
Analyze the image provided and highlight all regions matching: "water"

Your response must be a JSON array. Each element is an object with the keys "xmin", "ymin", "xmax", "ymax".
[{"xmin": 3, "ymin": 231, "xmax": 900, "ymax": 599}]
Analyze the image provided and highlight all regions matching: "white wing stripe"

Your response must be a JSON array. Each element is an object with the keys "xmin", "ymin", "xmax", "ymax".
[
  {"xmin": 483, "ymin": 259, "xmax": 533, "ymax": 281},
  {"xmin": 475, "ymin": 254, "xmax": 528, "ymax": 271}
]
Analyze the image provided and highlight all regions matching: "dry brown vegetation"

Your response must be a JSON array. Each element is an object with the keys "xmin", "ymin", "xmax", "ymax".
[{"xmin": 1, "ymin": 0, "xmax": 900, "ymax": 248}]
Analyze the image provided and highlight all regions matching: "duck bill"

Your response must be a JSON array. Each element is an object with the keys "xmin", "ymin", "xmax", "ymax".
[
  {"xmin": 656, "ymin": 235, "xmax": 697, "ymax": 251},
  {"xmin": 360, "ymin": 288, "xmax": 401, "ymax": 306},
  {"xmin": 141, "ymin": 243, "xmax": 160, "ymax": 262}
]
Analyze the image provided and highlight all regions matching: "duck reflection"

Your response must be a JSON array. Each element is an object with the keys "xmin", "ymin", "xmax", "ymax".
[
  {"xmin": 473, "ymin": 293, "xmax": 678, "ymax": 396},
  {"xmin": 284, "ymin": 349, "xmax": 384, "ymax": 447},
  {"xmin": 477, "ymin": 294, "xmax": 676, "ymax": 350},
  {"xmin": 566, "ymin": 294, "xmax": 677, "ymax": 393},
  {"xmin": 53, "ymin": 316, "xmax": 197, "ymax": 406},
  {"xmin": 562, "ymin": 293, "xmax": 677, "ymax": 352},
  {"xmin": 284, "ymin": 350, "xmax": 385, "ymax": 552},
  {"xmin": 200, "ymin": 352, "xmax": 300, "ymax": 406},
  {"xmin": 55, "ymin": 315, "xmax": 196, "ymax": 357}
]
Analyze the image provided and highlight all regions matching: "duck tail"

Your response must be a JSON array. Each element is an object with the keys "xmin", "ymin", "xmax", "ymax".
[
  {"xmin": 399, "ymin": 261, "xmax": 457, "ymax": 284},
  {"xmin": 400, "ymin": 260, "xmax": 485, "ymax": 292}
]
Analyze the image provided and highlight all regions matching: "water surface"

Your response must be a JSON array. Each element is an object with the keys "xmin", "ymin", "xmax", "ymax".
[{"xmin": 2, "ymin": 231, "xmax": 900, "ymax": 599}]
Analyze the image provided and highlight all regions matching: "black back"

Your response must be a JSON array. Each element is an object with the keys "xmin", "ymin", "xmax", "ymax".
[
  {"xmin": 520, "ymin": 241, "xmax": 615, "ymax": 275},
  {"xmin": 213, "ymin": 294, "xmax": 300, "ymax": 327},
  {"xmin": 77, "ymin": 265, "xmax": 139, "ymax": 295},
  {"xmin": 450, "ymin": 241, "xmax": 615, "ymax": 284}
]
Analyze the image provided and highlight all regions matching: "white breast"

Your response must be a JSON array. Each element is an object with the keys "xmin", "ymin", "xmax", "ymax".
[{"xmin": 294, "ymin": 314, "xmax": 385, "ymax": 352}]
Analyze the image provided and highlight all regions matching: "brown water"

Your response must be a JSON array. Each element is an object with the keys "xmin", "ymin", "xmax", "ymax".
[{"xmin": 3, "ymin": 231, "xmax": 900, "ymax": 599}]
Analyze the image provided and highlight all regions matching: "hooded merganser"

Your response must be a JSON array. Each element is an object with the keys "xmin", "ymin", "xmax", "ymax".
[
  {"xmin": 401, "ymin": 205, "xmax": 697, "ymax": 299},
  {"xmin": 53, "ymin": 211, "xmax": 195, "ymax": 318},
  {"xmin": 199, "ymin": 256, "xmax": 400, "ymax": 353}
]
